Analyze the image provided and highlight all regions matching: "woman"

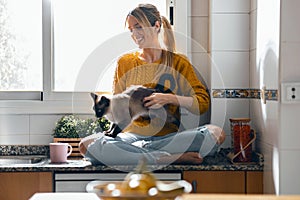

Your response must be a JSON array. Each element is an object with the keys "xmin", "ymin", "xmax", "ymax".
[{"xmin": 80, "ymin": 4, "xmax": 225, "ymax": 165}]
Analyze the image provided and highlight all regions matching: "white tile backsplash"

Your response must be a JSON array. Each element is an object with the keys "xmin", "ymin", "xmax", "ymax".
[
  {"xmin": 0, "ymin": 135, "xmax": 30, "ymax": 145},
  {"xmin": 30, "ymin": 114, "xmax": 63, "ymax": 135},
  {"xmin": 211, "ymin": 51, "xmax": 249, "ymax": 88},
  {"xmin": 279, "ymin": 150, "xmax": 300, "ymax": 194},
  {"xmin": 211, "ymin": 14, "xmax": 250, "ymax": 51},
  {"xmin": 191, "ymin": 52, "xmax": 211, "ymax": 88},
  {"xmin": 211, "ymin": 0, "xmax": 250, "ymax": 13},
  {"xmin": 211, "ymin": 98, "xmax": 251, "ymax": 150},
  {"xmin": 280, "ymin": 104, "xmax": 300, "ymax": 150},
  {"xmin": 280, "ymin": 42, "xmax": 300, "ymax": 82},
  {"xmin": 191, "ymin": 0, "xmax": 208, "ymax": 16},
  {"xmin": 249, "ymin": 50, "xmax": 260, "ymax": 88},
  {"xmin": 191, "ymin": 17, "xmax": 209, "ymax": 52},
  {"xmin": 250, "ymin": 9, "xmax": 257, "ymax": 50},
  {"xmin": 250, "ymin": 0, "xmax": 257, "ymax": 11},
  {"xmin": 30, "ymin": 134, "xmax": 53, "ymax": 145},
  {"xmin": 0, "ymin": 115, "xmax": 29, "ymax": 135},
  {"xmin": 281, "ymin": 0, "xmax": 300, "ymax": 42}
]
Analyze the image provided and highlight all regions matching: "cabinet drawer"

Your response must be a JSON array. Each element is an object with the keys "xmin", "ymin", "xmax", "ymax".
[{"xmin": 183, "ymin": 171, "xmax": 245, "ymax": 193}]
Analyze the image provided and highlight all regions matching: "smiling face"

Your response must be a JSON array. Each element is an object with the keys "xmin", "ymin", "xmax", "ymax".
[{"xmin": 126, "ymin": 15, "xmax": 160, "ymax": 49}]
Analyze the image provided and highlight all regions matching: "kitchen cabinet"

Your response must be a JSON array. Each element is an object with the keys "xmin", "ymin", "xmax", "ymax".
[
  {"xmin": 0, "ymin": 172, "xmax": 53, "ymax": 200},
  {"xmin": 183, "ymin": 171, "xmax": 263, "ymax": 194}
]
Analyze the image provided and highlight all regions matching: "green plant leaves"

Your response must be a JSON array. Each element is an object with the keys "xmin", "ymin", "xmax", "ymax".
[{"xmin": 53, "ymin": 115, "xmax": 110, "ymax": 138}]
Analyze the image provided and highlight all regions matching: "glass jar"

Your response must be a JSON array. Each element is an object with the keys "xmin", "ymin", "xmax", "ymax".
[{"xmin": 229, "ymin": 118, "xmax": 254, "ymax": 162}]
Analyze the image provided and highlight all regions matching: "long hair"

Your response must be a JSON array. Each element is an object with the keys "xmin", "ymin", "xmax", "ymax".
[{"xmin": 127, "ymin": 4, "xmax": 176, "ymax": 67}]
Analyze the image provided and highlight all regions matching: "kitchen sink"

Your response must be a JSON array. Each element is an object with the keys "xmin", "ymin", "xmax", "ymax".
[{"xmin": 0, "ymin": 155, "xmax": 47, "ymax": 166}]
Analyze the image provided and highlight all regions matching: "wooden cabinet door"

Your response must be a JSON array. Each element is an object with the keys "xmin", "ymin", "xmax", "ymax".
[
  {"xmin": 246, "ymin": 171, "xmax": 263, "ymax": 194},
  {"xmin": 0, "ymin": 172, "xmax": 53, "ymax": 200},
  {"xmin": 183, "ymin": 171, "xmax": 245, "ymax": 193}
]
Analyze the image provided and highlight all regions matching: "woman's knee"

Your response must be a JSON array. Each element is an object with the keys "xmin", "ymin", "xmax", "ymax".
[{"xmin": 205, "ymin": 124, "xmax": 226, "ymax": 145}]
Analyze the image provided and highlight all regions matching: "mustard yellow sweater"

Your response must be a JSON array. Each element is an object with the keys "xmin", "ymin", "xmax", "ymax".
[{"xmin": 113, "ymin": 52, "xmax": 210, "ymax": 136}]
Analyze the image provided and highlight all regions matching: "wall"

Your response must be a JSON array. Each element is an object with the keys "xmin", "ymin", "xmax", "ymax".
[
  {"xmin": 0, "ymin": 114, "xmax": 93, "ymax": 145},
  {"xmin": 278, "ymin": 0, "xmax": 300, "ymax": 194},
  {"xmin": 250, "ymin": 0, "xmax": 280, "ymax": 194},
  {"xmin": 209, "ymin": 0, "xmax": 250, "ymax": 148},
  {"xmin": 251, "ymin": 0, "xmax": 300, "ymax": 195}
]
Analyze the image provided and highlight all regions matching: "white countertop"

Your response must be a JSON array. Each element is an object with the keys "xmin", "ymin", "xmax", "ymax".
[
  {"xmin": 30, "ymin": 193, "xmax": 300, "ymax": 200},
  {"xmin": 30, "ymin": 193, "xmax": 99, "ymax": 200}
]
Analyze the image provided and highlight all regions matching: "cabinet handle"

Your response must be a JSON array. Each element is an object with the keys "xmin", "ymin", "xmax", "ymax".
[{"xmin": 191, "ymin": 180, "xmax": 197, "ymax": 193}]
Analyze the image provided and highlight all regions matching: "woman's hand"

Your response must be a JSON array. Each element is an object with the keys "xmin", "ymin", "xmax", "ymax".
[
  {"xmin": 144, "ymin": 93, "xmax": 194, "ymax": 109},
  {"xmin": 143, "ymin": 93, "xmax": 177, "ymax": 109}
]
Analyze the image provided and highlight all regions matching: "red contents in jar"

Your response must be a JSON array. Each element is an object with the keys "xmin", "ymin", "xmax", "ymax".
[{"xmin": 232, "ymin": 124, "xmax": 252, "ymax": 162}]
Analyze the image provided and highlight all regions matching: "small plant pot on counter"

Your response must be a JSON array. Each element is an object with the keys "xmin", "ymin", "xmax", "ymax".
[
  {"xmin": 52, "ymin": 115, "xmax": 111, "ymax": 158},
  {"xmin": 53, "ymin": 138, "xmax": 82, "ymax": 158}
]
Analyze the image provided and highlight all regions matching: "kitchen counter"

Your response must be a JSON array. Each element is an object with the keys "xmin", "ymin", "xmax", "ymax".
[
  {"xmin": 0, "ymin": 145, "xmax": 263, "ymax": 172},
  {"xmin": 29, "ymin": 193, "xmax": 300, "ymax": 200}
]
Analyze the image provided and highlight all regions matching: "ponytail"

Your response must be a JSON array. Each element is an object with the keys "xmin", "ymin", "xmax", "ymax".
[
  {"xmin": 161, "ymin": 16, "xmax": 176, "ymax": 53},
  {"xmin": 161, "ymin": 16, "xmax": 175, "ymax": 68}
]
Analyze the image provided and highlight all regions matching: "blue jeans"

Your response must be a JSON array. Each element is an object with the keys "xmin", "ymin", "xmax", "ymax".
[{"xmin": 85, "ymin": 125, "xmax": 219, "ymax": 165}]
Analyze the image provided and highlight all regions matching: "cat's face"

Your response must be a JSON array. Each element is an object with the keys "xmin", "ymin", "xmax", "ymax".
[{"xmin": 90, "ymin": 93, "xmax": 110, "ymax": 118}]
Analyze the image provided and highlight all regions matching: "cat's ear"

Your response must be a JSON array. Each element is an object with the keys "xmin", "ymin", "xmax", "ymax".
[
  {"xmin": 100, "ymin": 96, "xmax": 110, "ymax": 106},
  {"xmin": 90, "ymin": 93, "xmax": 98, "ymax": 101}
]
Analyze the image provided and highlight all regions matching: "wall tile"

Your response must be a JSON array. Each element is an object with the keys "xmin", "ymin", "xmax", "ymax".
[
  {"xmin": 251, "ymin": 0, "xmax": 257, "ymax": 11},
  {"xmin": 281, "ymin": 0, "xmax": 300, "ymax": 42},
  {"xmin": 211, "ymin": 14, "xmax": 250, "ymax": 51},
  {"xmin": 211, "ymin": 0, "xmax": 250, "ymax": 13},
  {"xmin": 280, "ymin": 150, "xmax": 300, "ymax": 194},
  {"xmin": 30, "ymin": 134, "xmax": 53, "ymax": 145},
  {"xmin": 211, "ymin": 98, "xmax": 250, "ymax": 135},
  {"xmin": 191, "ymin": 52, "xmax": 211, "ymax": 89},
  {"xmin": 250, "ymin": 9, "xmax": 257, "ymax": 50},
  {"xmin": 0, "ymin": 135, "xmax": 30, "ymax": 145},
  {"xmin": 250, "ymin": 50, "xmax": 260, "ymax": 88},
  {"xmin": 280, "ymin": 104, "xmax": 300, "ymax": 150},
  {"xmin": 30, "ymin": 114, "xmax": 63, "ymax": 135},
  {"xmin": 211, "ymin": 98, "xmax": 251, "ymax": 149},
  {"xmin": 211, "ymin": 51, "xmax": 249, "ymax": 88},
  {"xmin": 256, "ymin": 141, "xmax": 276, "ymax": 194},
  {"xmin": 191, "ymin": 17, "xmax": 209, "ymax": 52},
  {"xmin": 280, "ymin": 43, "xmax": 300, "ymax": 82},
  {"xmin": 191, "ymin": 0, "xmax": 208, "ymax": 16},
  {"xmin": 0, "ymin": 115, "xmax": 29, "ymax": 135}
]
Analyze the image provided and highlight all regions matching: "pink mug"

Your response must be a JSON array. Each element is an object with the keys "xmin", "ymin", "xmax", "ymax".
[{"xmin": 50, "ymin": 143, "xmax": 73, "ymax": 163}]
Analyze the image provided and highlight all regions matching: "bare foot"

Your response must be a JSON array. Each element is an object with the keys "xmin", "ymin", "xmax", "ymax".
[{"xmin": 157, "ymin": 152, "xmax": 203, "ymax": 165}]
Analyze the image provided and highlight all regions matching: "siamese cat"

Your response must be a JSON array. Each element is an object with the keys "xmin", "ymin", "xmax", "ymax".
[{"xmin": 91, "ymin": 85, "xmax": 178, "ymax": 138}]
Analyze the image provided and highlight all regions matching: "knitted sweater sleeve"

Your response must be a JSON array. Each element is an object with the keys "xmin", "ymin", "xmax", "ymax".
[{"xmin": 175, "ymin": 55, "xmax": 210, "ymax": 115}]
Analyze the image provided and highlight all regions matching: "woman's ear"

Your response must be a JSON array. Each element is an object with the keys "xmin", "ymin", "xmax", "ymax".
[{"xmin": 154, "ymin": 21, "xmax": 161, "ymax": 33}]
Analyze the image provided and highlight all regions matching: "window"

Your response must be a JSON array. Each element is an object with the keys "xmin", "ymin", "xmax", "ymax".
[
  {"xmin": 0, "ymin": 0, "xmax": 42, "ymax": 92},
  {"xmin": 52, "ymin": 0, "xmax": 166, "ymax": 92}
]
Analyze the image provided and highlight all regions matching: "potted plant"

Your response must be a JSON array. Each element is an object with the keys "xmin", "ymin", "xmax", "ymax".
[{"xmin": 52, "ymin": 115, "xmax": 110, "ymax": 157}]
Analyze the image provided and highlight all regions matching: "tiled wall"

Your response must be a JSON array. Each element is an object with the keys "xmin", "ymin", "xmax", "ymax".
[
  {"xmin": 250, "ymin": 0, "xmax": 300, "ymax": 194},
  {"xmin": 209, "ymin": 0, "xmax": 251, "ymax": 149},
  {"xmin": 0, "ymin": 114, "xmax": 93, "ymax": 145},
  {"xmin": 249, "ymin": 0, "xmax": 280, "ymax": 194},
  {"xmin": 278, "ymin": 0, "xmax": 300, "ymax": 194}
]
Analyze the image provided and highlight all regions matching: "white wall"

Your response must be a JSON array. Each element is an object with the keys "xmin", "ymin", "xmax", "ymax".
[
  {"xmin": 251, "ymin": 0, "xmax": 300, "ymax": 195},
  {"xmin": 250, "ymin": 0, "xmax": 280, "ymax": 194},
  {"xmin": 278, "ymin": 0, "xmax": 300, "ymax": 194},
  {"xmin": 0, "ymin": 114, "xmax": 94, "ymax": 145},
  {"xmin": 209, "ymin": 0, "xmax": 250, "ymax": 148}
]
